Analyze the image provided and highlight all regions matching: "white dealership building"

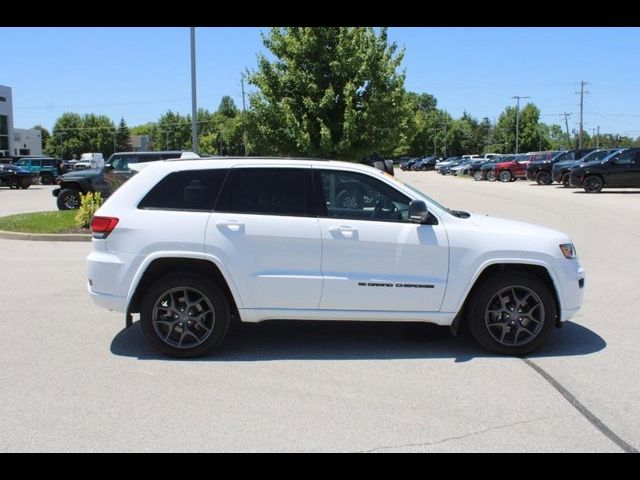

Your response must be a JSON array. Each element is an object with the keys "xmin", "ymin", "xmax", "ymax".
[{"xmin": 0, "ymin": 85, "xmax": 42, "ymax": 157}]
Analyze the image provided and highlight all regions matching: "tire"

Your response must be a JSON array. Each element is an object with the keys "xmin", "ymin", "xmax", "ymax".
[
  {"xmin": 487, "ymin": 171, "xmax": 496, "ymax": 182},
  {"xmin": 499, "ymin": 170, "xmax": 512, "ymax": 182},
  {"xmin": 9, "ymin": 179, "xmax": 19, "ymax": 189},
  {"xmin": 20, "ymin": 179, "xmax": 30, "ymax": 189},
  {"xmin": 473, "ymin": 171, "xmax": 483, "ymax": 181},
  {"xmin": 467, "ymin": 272, "xmax": 556, "ymax": 355},
  {"xmin": 56, "ymin": 188, "xmax": 82, "ymax": 210},
  {"xmin": 536, "ymin": 171, "xmax": 552, "ymax": 185},
  {"xmin": 561, "ymin": 173, "xmax": 571, "ymax": 188},
  {"xmin": 41, "ymin": 173, "xmax": 53, "ymax": 185},
  {"xmin": 140, "ymin": 273, "xmax": 231, "ymax": 358},
  {"xmin": 583, "ymin": 175, "xmax": 604, "ymax": 193}
]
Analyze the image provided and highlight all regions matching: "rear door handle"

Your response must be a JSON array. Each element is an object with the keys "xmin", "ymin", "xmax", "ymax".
[
  {"xmin": 217, "ymin": 220, "xmax": 244, "ymax": 232},
  {"xmin": 329, "ymin": 226, "xmax": 357, "ymax": 237}
]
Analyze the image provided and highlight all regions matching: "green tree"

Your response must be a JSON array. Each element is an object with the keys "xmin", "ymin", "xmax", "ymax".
[
  {"xmin": 494, "ymin": 103, "xmax": 546, "ymax": 153},
  {"xmin": 115, "ymin": 118, "xmax": 132, "ymax": 152},
  {"xmin": 248, "ymin": 27, "xmax": 408, "ymax": 160},
  {"xmin": 131, "ymin": 123, "xmax": 154, "ymax": 136},
  {"xmin": 150, "ymin": 111, "xmax": 192, "ymax": 151}
]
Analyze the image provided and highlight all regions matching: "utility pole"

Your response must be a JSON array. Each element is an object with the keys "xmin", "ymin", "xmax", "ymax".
[
  {"xmin": 443, "ymin": 123, "xmax": 447, "ymax": 157},
  {"xmin": 241, "ymin": 73, "xmax": 247, "ymax": 156},
  {"xmin": 596, "ymin": 126, "xmax": 600, "ymax": 148},
  {"xmin": 511, "ymin": 95, "xmax": 530, "ymax": 154},
  {"xmin": 190, "ymin": 27, "xmax": 199, "ymax": 154},
  {"xmin": 560, "ymin": 113, "xmax": 572, "ymax": 149},
  {"xmin": 577, "ymin": 80, "xmax": 588, "ymax": 149}
]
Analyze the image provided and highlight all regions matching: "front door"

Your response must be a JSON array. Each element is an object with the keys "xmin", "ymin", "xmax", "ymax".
[
  {"xmin": 606, "ymin": 150, "xmax": 639, "ymax": 187},
  {"xmin": 314, "ymin": 168, "xmax": 449, "ymax": 312},
  {"xmin": 206, "ymin": 166, "xmax": 322, "ymax": 310}
]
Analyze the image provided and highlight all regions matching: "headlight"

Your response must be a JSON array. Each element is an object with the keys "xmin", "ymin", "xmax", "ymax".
[{"xmin": 560, "ymin": 244, "xmax": 576, "ymax": 259}]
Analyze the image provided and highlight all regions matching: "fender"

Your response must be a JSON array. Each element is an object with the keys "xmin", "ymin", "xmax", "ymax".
[
  {"xmin": 447, "ymin": 257, "xmax": 565, "ymax": 316},
  {"xmin": 124, "ymin": 250, "xmax": 245, "ymax": 316}
]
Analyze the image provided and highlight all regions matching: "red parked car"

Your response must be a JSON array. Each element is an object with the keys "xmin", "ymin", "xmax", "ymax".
[{"xmin": 492, "ymin": 152, "xmax": 553, "ymax": 182}]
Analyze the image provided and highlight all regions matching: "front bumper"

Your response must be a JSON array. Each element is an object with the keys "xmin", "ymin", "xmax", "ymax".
[
  {"xmin": 554, "ymin": 258, "xmax": 586, "ymax": 322},
  {"xmin": 52, "ymin": 187, "xmax": 61, "ymax": 197}
]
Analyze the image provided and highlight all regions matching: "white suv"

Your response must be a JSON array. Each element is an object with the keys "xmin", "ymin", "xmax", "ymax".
[{"xmin": 87, "ymin": 158, "xmax": 585, "ymax": 357}]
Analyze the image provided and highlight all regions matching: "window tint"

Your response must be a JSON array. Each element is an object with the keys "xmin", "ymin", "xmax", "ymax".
[
  {"xmin": 317, "ymin": 170, "xmax": 411, "ymax": 222},
  {"xmin": 615, "ymin": 150, "xmax": 635, "ymax": 165},
  {"xmin": 223, "ymin": 168, "xmax": 308, "ymax": 216},
  {"xmin": 138, "ymin": 169, "xmax": 228, "ymax": 211}
]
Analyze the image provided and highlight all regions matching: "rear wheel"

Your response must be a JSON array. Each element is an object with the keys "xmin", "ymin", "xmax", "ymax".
[
  {"xmin": 583, "ymin": 175, "xmax": 604, "ymax": 193},
  {"xmin": 140, "ymin": 273, "xmax": 231, "ymax": 358},
  {"xmin": 487, "ymin": 171, "xmax": 496, "ymax": 182},
  {"xmin": 499, "ymin": 170, "xmax": 512, "ymax": 182},
  {"xmin": 56, "ymin": 188, "xmax": 81, "ymax": 210},
  {"xmin": 20, "ymin": 178, "xmax": 30, "ymax": 189},
  {"xmin": 40, "ymin": 173, "xmax": 53, "ymax": 185},
  {"xmin": 536, "ymin": 171, "xmax": 552, "ymax": 185},
  {"xmin": 473, "ymin": 171, "xmax": 483, "ymax": 181},
  {"xmin": 467, "ymin": 272, "xmax": 556, "ymax": 355}
]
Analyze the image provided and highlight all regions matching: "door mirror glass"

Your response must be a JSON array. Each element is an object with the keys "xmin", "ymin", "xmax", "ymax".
[{"xmin": 409, "ymin": 200, "xmax": 429, "ymax": 224}]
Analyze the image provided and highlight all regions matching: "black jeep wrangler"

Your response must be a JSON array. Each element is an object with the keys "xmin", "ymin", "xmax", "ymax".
[{"xmin": 53, "ymin": 151, "xmax": 192, "ymax": 210}]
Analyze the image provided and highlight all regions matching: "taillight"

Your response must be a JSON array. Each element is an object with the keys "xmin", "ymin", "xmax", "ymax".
[{"xmin": 90, "ymin": 216, "xmax": 119, "ymax": 239}]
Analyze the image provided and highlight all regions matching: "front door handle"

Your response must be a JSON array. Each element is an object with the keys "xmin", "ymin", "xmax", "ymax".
[
  {"xmin": 329, "ymin": 226, "xmax": 357, "ymax": 238},
  {"xmin": 217, "ymin": 220, "xmax": 244, "ymax": 232}
]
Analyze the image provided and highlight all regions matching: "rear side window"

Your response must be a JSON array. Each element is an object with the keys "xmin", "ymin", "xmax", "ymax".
[
  {"xmin": 138, "ymin": 169, "xmax": 229, "ymax": 211},
  {"xmin": 220, "ymin": 168, "xmax": 309, "ymax": 216}
]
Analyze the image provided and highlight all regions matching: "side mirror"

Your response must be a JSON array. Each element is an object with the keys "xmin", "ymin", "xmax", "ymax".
[{"xmin": 409, "ymin": 200, "xmax": 429, "ymax": 224}]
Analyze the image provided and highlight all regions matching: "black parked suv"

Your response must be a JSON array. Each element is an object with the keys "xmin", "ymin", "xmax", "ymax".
[
  {"xmin": 551, "ymin": 149, "xmax": 618, "ymax": 187},
  {"xmin": 526, "ymin": 149, "xmax": 594, "ymax": 185},
  {"xmin": 0, "ymin": 164, "xmax": 39, "ymax": 189},
  {"xmin": 569, "ymin": 148, "xmax": 640, "ymax": 193},
  {"xmin": 53, "ymin": 151, "xmax": 197, "ymax": 210}
]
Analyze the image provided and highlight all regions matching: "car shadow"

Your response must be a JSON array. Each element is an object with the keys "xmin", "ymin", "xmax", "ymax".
[
  {"xmin": 573, "ymin": 190, "xmax": 640, "ymax": 194},
  {"xmin": 110, "ymin": 320, "xmax": 605, "ymax": 362}
]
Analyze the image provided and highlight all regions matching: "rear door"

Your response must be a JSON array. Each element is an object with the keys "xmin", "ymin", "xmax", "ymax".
[{"xmin": 206, "ymin": 166, "xmax": 323, "ymax": 310}]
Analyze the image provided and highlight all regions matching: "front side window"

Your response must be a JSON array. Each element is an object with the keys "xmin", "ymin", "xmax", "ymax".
[
  {"xmin": 222, "ymin": 168, "xmax": 308, "ymax": 216},
  {"xmin": 613, "ymin": 150, "xmax": 635, "ymax": 165},
  {"xmin": 110, "ymin": 155, "xmax": 135, "ymax": 171},
  {"xmin": 138, "ymin": 169, "xmax": 229, "ymax": 211},
  {"xmin": 316, "ymin": 170, "xmax": 411, "ymax": 222}
]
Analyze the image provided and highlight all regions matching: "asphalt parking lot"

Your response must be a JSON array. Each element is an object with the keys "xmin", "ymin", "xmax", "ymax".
[{"xmin": 1, "ymin": 175, "xmax": 639, "ymax": 452}]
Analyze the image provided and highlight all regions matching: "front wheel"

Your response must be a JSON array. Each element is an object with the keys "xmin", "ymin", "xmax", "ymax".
[
  {"xmin": 536, "ymin": 171, "xmax": 552, "ymax": 185},
  {"xmin": 40, "ymin": 173, "xmax": 53, "ymax": 185},
  {"xmin": 467, "ymin": 273, "xmax": 556, "ymax": 355},
  {"xmin": 473, "ymin": 171, "xmax": 483, "ymax": 181},
  {"xmin": 583, "ymin": 175, "xmax": 604, "ymax": 193},
  {"xmin": 56, "ymin": 188, "xmax": 82, "ymax": 210},
  {"xmin": 499, "ymin": 170, "xmax": 512, "ymax": 182},
  {"xmin": 140, "ymin": 273, "xmax": 231, "ymax": 358}
]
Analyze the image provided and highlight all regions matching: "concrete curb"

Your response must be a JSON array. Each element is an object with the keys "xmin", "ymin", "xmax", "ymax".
[{"xmin": 0, "ymin": 230, "xmax": 91, "ymax": 242}]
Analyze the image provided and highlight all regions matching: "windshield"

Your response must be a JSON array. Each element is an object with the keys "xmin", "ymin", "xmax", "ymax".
[{"xmin": 401, "ymin": 180, "xmax": 451, "ymax": 214}]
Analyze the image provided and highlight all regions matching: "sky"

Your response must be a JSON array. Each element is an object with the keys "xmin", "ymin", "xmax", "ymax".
[{"xmin": 2, "ymin": 27, "xmax": 640, "ymax": 137}]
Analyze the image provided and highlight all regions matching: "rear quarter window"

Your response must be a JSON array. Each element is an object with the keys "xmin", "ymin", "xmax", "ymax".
[{"xmin": 138, "ymin": 169, "xmax": 229, "ymax": 211}]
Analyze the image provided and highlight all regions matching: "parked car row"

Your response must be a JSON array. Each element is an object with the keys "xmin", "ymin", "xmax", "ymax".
[{"xmin": 408, "ymin": 147, "xmax": 640, "ymax": 193}]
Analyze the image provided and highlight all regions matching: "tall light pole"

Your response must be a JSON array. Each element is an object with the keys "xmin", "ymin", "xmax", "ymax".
[
  {"xmin": 511, "ymin": 95, "xmax": 530, "ymax": 154},
  {"xmin": 190, "ymin": 27, "xmax": 199, "ymax": 154}
]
